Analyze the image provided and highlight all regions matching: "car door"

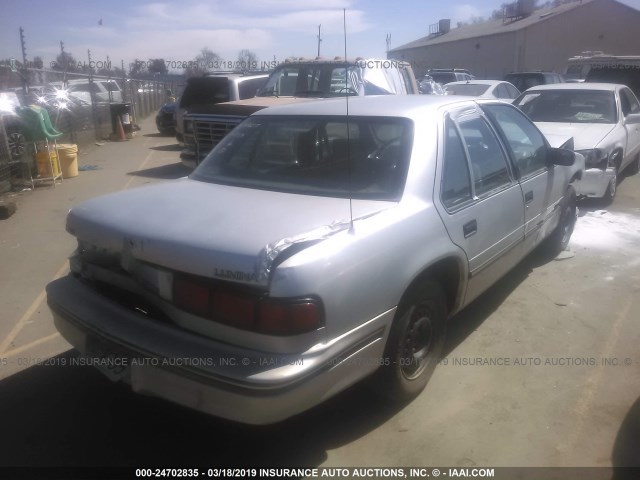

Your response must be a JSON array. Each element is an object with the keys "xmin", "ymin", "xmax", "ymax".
[
  {"xmin": 620, "ymin": 87, "xmax": 640, "ymax": 166},
  {"xmin": 436, "ymin": 106, "xmax": 525, "ymax": 304},
  {"xmin": 482, "ymin": 103, "xmax": 565, "ymax": 250}
]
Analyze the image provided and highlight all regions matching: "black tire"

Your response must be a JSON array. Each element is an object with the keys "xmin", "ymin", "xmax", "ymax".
[
  {"xmin": 372, "ymin": 279, "xmax": 447, "ymax": 401},
  {"xmin": 544, "ymin": 186, "xmax": 577, "ymax": 256}
]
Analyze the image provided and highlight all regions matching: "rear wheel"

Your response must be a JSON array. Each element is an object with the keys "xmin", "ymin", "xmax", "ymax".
[{"xmin": 372, "ymin": 279, "xmax": 447, "ymax": 401}]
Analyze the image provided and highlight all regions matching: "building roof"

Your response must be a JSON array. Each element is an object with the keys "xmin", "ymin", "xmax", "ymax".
[{"xmin": 391, "ymin": 0, "xmax": 607, "ymax": 52}]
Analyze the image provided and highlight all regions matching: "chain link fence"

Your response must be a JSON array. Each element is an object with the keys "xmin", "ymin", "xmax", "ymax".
[{"xmin": 1, "ymin": 66, "xmax": 178, "ymax": 193}]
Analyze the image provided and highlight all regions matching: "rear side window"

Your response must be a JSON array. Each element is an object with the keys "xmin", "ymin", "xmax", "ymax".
[
  {"xmin": 442, "ymin": 118, "xmax": 473, "ymax": 210},
  {"xmin": 238, "ymin": 77, "xmax": 267, "ymax": 100}
]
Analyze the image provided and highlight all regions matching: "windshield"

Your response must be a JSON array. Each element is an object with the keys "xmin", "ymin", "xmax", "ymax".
[
  {"xmin": 191, "ymin": 115, "xmax": 413, "ymax": 201},
  {"xmin": 445, "ymin": 84, "xmax": 491, "ymax": 96},
  {"xmin": 504, "ymin": 74, "xmax": 544, "ymax": 92},
  {"xmin": 514, "ymin": 90, "xmax": 617, "ymax": 123},
  {"xmin": 258, "ymin": 63, "xmax": 408, "ymax": 97}
]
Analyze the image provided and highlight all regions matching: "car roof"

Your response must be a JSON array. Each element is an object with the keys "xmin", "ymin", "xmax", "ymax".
[
  {"xmin": 523, "ymin": 83, "xmax": 621, "ymax": 91},
  {"xmin": 252, "ymin": 95, "xmax": 479, "ymax": 120},
  {"xmin": 445, "ymin": 80, "xmax": 503, "ymax": 86}
]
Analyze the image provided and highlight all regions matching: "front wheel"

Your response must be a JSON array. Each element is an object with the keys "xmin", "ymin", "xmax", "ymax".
[
  {"xmin": 372, "ymin": 279, "xmax": 447, "ymax": 401},
  {"xmin": 603, "ymin": 173, "xmax": 617, "ymax": 205}
]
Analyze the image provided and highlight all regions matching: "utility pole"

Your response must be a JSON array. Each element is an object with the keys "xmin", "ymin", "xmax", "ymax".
[
  {"xmin": 19, "ymin": 27, "xmax": 28, "ymax": 94},
  {"xmin": 386, "ymin": 34, "xmax": 391, "ymax": 54},
  {"xmin": 317, "ymin": 24, "xmax": 322, "ymax": 58}
]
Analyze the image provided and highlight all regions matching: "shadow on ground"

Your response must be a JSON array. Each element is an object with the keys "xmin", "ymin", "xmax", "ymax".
[
  {"xmin": 0, "ymin": 248, "xmax": 551, "ymax": 467},
  {"xmin": 149, "ymin": 144, "xmax": 182, "ymax": 152},
  {"xmin": 612, "ymin": 395, "xmax": 640, "ymax": 477},
  {"xmin": 127, "ymin": 163, "xmax": 191, "ymax": 180}
]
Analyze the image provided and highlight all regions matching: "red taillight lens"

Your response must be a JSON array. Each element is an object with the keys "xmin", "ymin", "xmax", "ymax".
[
  {"xmin": 211, "ymin": 290, "xmax": 256, "ymax": 329},
  {"xmin": 173, "ymin": 274, "xmax": 210, "ymax": 317},
  {"xmin": 172, "ymin": 274, "xmax": 323, "ymax": 335},
  {"xmin": 258, "ymin": 300, "xmax": 322, "ymax": 335}
]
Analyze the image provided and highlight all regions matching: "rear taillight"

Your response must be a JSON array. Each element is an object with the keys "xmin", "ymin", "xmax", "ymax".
[{"xmin": 172, "ymin": 274, "xmax": 323, "ymax": 335}]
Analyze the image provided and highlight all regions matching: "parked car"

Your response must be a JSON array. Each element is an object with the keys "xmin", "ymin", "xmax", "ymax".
[
  {"xmin": 47, "ymin": 79, "xmax": 123, "ymax": 104},
  {"xmin": 427, "ymin": 68, "xmax": 474, "ymax": 84},
  {"xmin": 444, "ymin": 80, "xmax": 520, "ymax": 100},
  {"xmin": 503, "ymin": 72, "xmax": 564, "ymax": 92},
  {"xmin": 176, "ymin": 73, "xmax": 268, "ymax": 147},
  {"xmin": 513, "ymin": 83, "xmax": 640, "ymax": 202},
  {"xmin": 585, "ymin": 64, "xmax": 640, "ymax": 100},
  {"xmin": 47, "ymin": 95, "xmax": 582, "ymax": 425},
  {"xmin": 156, "ymin": 102, "xmax": 177, "ymax": 135},
  {"xmin": 182, "ymin": 58, "xmax": 420, "ymax": 168}
]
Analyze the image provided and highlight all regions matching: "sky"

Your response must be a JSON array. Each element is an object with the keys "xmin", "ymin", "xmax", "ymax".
[{"xmin": 1, "ymin": 0, "xmax": 640, "ymax": 73}]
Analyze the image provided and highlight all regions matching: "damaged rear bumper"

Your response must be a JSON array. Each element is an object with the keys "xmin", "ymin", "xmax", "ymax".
[{"xmin": 46, "ymin": 275, "xmax": 392, "ymax": 425}]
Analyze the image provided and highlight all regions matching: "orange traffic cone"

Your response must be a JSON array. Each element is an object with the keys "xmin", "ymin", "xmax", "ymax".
[{"xmin": 114, "ymin": 115, "xmax": 127, "ymax": 142}]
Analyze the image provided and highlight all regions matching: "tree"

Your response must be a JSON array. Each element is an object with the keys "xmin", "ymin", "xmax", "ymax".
[
  {"xmin": 31, "ymin": 56, "xmax": 43, "ymax": 69},
  {"xmin": 237, "ymin": 49, "xmax": 258, "ymax": 71},
  {"xmin": 148, "ymin": 58, "xmax": 168, "ymax": 75},
  {"xmin": 52, "ymin": 51, "xmax": 77, "ymax": 72},
  {"xmin": 129, "ymin": 58, "xmax": 148, "ymax": 77},
  {"xmin": 184, "ymin": 47, "xmax": 221, "ymax": 77}
]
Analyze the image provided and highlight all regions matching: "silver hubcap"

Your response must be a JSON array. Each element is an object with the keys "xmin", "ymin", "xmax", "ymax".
[{"xmin": 400, "ymin": 304, "xmax": 434, "ymax": 380}]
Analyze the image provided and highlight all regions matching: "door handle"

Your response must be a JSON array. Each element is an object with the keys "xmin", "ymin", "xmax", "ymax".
[
  {"xmin": 524, "ymin": 191, "xmax": 534, "ymax": 204},
  {"xmin": 463, "ymin": 219, "xmax": 477, "ymax": 238}
]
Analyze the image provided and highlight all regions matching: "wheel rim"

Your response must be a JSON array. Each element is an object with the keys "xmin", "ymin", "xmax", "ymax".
[
  {"xmin": 8, "ymin": 132, "xmax": 26, "ymax": 158},
  {"xmin": 400, "ymin": 303, "xmax": 435, "ymax": 380}
]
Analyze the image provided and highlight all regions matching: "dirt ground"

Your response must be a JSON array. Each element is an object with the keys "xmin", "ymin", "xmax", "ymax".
[{"xmin": 0, "ymin": 117, "xmax": 638, "ymax": 471}]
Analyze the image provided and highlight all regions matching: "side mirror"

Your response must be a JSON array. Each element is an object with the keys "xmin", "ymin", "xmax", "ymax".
[
  {"xmin": 624, "ymin": 113, "xmax": 640, "ymax": 125},
  {"xmin": 548, "ymin": 147, "xmax": 575, "ymax": 166}
]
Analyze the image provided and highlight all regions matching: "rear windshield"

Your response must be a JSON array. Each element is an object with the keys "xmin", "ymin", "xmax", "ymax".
[
  {"xmin": 445, "ymin": 84, "xmax": 490, "ymax": 96},
  {"xmin": 191, "ymin": 115, "xmax": 413, "ymax": 201},
  {"xmin": 180, "ymin": 77, "xmax": 229, "ymax": 108},
  {"xmin": 514, "ymin": 89, "xmax": 617, "ymax": 124}
]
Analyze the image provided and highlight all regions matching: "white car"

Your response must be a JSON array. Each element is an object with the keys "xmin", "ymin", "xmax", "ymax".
[
  {"xmin": 444, "ymin": 80, "xmax": 520, "ymax": 100},
  {"xmin": 513, "ymin": 83, "xmax": 640, "ymax": 201}
]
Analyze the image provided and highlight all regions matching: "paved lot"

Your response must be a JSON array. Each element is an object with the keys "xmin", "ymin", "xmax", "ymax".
[{"xmin": 0, "ymin": 115, "xmax": 638, "ymax": 469}]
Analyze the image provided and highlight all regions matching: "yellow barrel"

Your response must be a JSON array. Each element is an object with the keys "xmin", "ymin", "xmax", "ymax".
[
  {"xmin": 36, "ymin": 148, "xmax": 61, "ymax": 177},
  {"xmin": 57, "ymin": 144, "xmax": 79, "ymax": 178}
]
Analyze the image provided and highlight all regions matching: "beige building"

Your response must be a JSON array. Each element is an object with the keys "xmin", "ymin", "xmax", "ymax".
[{"xmin": 389, "ymin": 0, "xmax": 640, "ymax": 79}]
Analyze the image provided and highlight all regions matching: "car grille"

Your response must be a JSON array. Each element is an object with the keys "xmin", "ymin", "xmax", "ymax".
[{"xmin": 194, "ymin": 118, "xmax": 243, "ymax": 157}]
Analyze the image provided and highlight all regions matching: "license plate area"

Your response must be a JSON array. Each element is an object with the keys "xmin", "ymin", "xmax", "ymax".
[{"xmin": 84, "ymin": 338, "xmax": 132, "ymax": 381}]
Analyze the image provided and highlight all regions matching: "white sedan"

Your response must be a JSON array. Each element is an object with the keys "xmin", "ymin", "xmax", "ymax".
[
  {"xmin": 513, "ymin": 83, "xmax": 640, "ymax": 201},
  {"xmin": 444, "ymin": 80, "xmax": 520, "ymax": 100}
]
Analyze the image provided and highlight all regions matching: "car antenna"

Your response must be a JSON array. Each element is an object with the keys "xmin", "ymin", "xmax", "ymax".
[{"xmin": 343, "ymin": 8, "xmax": 354, "ymax": 233}]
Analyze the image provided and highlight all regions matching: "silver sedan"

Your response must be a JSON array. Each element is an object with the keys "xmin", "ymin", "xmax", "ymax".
[{"xmin": 47, "ymin": 95, "xmax": 583, "ymax": 424}]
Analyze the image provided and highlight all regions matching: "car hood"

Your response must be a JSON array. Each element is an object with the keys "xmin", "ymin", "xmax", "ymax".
[
  {"xmin": 534, "ymin": 122, "xmax": 616, "ymax": 150},
  {"xmin": 67, "ymin": 179, "xmax": 393, "ymax": 287}
]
